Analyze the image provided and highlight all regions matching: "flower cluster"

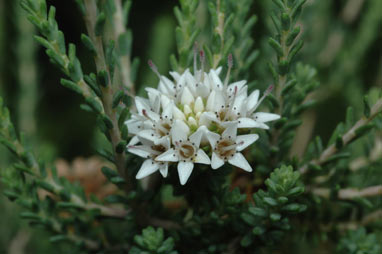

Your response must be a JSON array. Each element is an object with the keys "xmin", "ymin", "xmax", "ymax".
[{"xmin": 126, "ymin": 54, "xmax": 280, "ymax": 185}]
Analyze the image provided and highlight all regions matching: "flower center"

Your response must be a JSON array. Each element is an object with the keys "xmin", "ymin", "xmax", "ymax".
[
  {"xmin": 151, "ymin": 144, "xmax": 167, "ymax": 159},
  {"xmin": 156, "ymin": 121, "xmax": 171, "ymax": 136},
  {"xmin": 216, "ymin": 139, "xmax": 237, "ymax": 159},
  {"xmin": 178, "ymin": 142, "xmax": 196, "ymax": 160}
]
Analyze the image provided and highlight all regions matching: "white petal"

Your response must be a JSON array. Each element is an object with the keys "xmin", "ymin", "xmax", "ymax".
[
  {"xmin": 238, "ymin": 117, "xmax": 268, "ymax": 129},
  {"xmin": 196, "ymin": 81, "xmax": 210, "ymax": 98},
  {"xmin": 155, "ymin": 148, "xmax": 179, "ymax": 162},
  {"xmin": 206, "ymin": 90, "xmax": 216, "ymax": 111},
  {"xmin": 206, "ymin": 131, "xmax": 220, "ymax": 149},
  {"xmin": 236, "ymin": 134, "xmax": 259, "ymax": 151},
  {"xmin": 181, "ymin": 86, "xmax": 195, "ymax": 105},
  {"xmin": 211, "ymin": 152, "xmax": 225, "ymax": 169},
  {"xmin": 228, "ymin": 152, "xmax": 252, "ymax": 172},
  {"xmin": 154, "ymin": 136, "xmax": 171, "ymax": 148},
  {"xmin": 136, "ymin": 159, "xmax": 159, "ymax": 179},
  {"xmin": 145, "ymin": 109, "xmax": 160, "ymax": 122},
  {"xmin": 222, "ymin": 123, "xmax": 237, "ymax": 140},
  {"xmin": 194, "ymin": 96, "xmax": 204, "ymax": 113},
  {"xmin": 135, "ymin": 97, "xmax": 150, "ymax": 115},
  {"xmin": 212, "ymin": 91, "xmax": 226, "ymax": 112},
  {"xmin": 146, "ymin": 88, "xmax": 161, "ymax": 113},
  {"xmin": 188, "ymin": 116, "xmax": 198, "ymax": 127},
  {"xmin": 160, "ymin": 76, "xmax": 176, "ymax": 95},
  {"xmin": 185, "ymin": 71, "xmax": 197, "ymax": 94},
  {"xmin": 215, "ymin": 66, "xmax": 222, "ymax": 75},
  {"xmin": 184, "ymin": 104, "xmax": 192, "ymax": 116},
  {"xmin": 247, "ymin": 90, "xmax": 260, "ymax": 111},
  {"xmin": 171, "ymin": 120, "xmax": 190, "ymax": 143},
  {"xmin": 160, "ymin": 95, "xmax": 171, "ymax": 108},
  {"xmin": 169, "ymin": 71, "xmax": 181, "ymax": 82},
  {"xmin": 125, "ymin": 120, "xmax": 142, "ymax": 135},
  {"xmin": 209, "ymin": 69, "xmax": 223, "ymax": 90},
  {"xmin": 137, "ymin": 129, "xmax": 158, "ymax": 142},
  {"xmin": 159, "ymin": 163, "xmax": 168, "ymax": 177},
  {"xmin": 127, "ymin": 146, "xmax": 151, "ymax": 158},
  {"xmin": 128, "ymin": 135, "xmax": 140, "ymax": 146},
  {"xmin": 177, "ymin": 161, "xmax": 194, "ymax": 185},
  {"xmin": 194, "ymin": 149, "xmax": 211, "ymax": 165},
  {"xmin": 253, "ymin": 112, "xmax": 280, "ymax": 123},
  {"xmin": 161, "ymin": 103, "xmax": 173, "ymax": 119},
  {"xmin": 189, "ymin": 128, "xmax": 204, "ymax": 147},
  {"xmin": 227, "ymin": 80, "xmax": 247, "ymax": 95},
  {"xmin": 177, "ymin": 72, "xmax": 187, "ymax": 90},
  {"xmin": 172, "ymin": 105, "xmax": 186, "ymax": 121}
]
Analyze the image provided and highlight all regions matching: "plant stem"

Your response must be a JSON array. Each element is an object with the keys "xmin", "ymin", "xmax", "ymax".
[
  {"xmin": 270, "ymin": 19, "xmax": 292, "ymax": 162},
  {"xmin": 299, "ymin": 98, "xmax": 382, "ymax": 174},
  {"xmin": 83, "ymin": 0, "xmax": 130, "ymax": 187},
  {"xmin": 310, "ymin": 185, "xmax": 382, "ymax": 199},
  {"xmin": 16, "ymin": 1, "xmax": 38, "ymax": 136},
  {"xmin": 47, "ymin": 179, "xmax": 129, "ymax": 218},
  {"xmin": 113, "ymin": 0, "xmax": 135, "ymax": 96},
  {"xmin": 213, "ymin": 0, "xmax": 225, "ymax": 68}
]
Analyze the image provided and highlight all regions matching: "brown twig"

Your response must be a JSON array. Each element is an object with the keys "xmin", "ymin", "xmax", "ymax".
[
  {"xmin": 83, "ymin": 0, "xmax": 130, "ymax": 188},
  {"xmin": 112, "ymin": 0, "xmax": 135, "ymax": 95},
  {"xmin": 146, "ymin": 216, "xmax": 182, "ymax": 230},
  {"xmin": 310, "ymin": 185, "xmax": 382, "ymax": 200},
  {"xmin": 47, "ymin": 178, "xmax": 129, "ymax": 218},
  {"xmin": 299, "ymin": 98, "xmax": 382, "ymax": 174}
]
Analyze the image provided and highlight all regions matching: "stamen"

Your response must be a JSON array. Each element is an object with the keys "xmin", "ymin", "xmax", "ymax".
[
  {"xmin": 193, "ymin": 42, "xmax": 198, "ymax": 75},
  {"xmin": 224, "ymin": 85, "xmax": 238, "ymax": 121},
  {"xmin": 221, "ymin": 143, "xmax": 237, "ymax": 152},
  {"xmin": 142, "ymin": 109, "xmax": 148, "ymax": 118},
  {"xmin": 224, "ymin": 54, "xmax": 233, "ymax": 88},
  {"xmin": 199, "ymin": 50, "xmax": 205, "ymax": 80},
  {"xmin": 251, "ymin": 84, "xmax": 274, "ymax": 114},
  {"xmin": 156, "ymin": 123, "xmax": 169, "ymax": 135},
  {"xmin": 148, "ymin": 59, "xmax": 167, "ymax": 84}
]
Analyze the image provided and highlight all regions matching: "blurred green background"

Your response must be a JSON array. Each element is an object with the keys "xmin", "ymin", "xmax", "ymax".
[{"xmin": 0, "ymin": 0, "xmax": 380, "ymax": 253}]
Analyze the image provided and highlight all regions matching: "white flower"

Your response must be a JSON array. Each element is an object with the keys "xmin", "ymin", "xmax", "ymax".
[
  {"xmin": 127, "ymin": 136, "xmax": 171, "ymax": 179},
  {"xmin": 155, "ymin": 121, "xmax": 210, "ymax": 185},
  {"xmin": 125, "ymin": 54, "xmax": 280, "ymax": 185},
  {"xmin": 206, "ymin": 122, "xmax": 258, "ymax": 172}
]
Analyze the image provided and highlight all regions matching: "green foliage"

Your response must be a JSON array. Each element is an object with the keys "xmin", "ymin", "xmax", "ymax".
[
  {"xmin": 0, "ymin": 0, "xmax": 381, "ymax": 253},
  {"xmin": 337, "ymin": 228, "xmax": 381, "ymax": 254},
  {"xmin": 240, "ymin": 165, "xmax": 306, "ymax": 247},
  {"xmin": 130, "ymin": 227, "xmax": 178, "ymax": 254},
  {"xmin": 171, "ymin": 0, "xmax": 200, "ymax": 72}
]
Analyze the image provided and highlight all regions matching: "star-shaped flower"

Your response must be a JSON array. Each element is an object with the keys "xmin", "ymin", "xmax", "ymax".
[{"xmin": 206, "ymin": 122, "xmax": 258, "ymax": 172}]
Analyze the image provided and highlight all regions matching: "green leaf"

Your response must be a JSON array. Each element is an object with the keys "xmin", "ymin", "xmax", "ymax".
[
  {"xmin": 95, "ymin": 12, "xmax": 106, "ymax": 36},
  {"xmin": 101, "ymin": 166, "xmax": 118, "ymax": 180},
  {"xmin": 240, "ymin": 233, "xmax": 253, "ymax": 247},
  {"xmin": 272, "ymin": 0, "xmax": 285, "ymax": 9},
  {"xmin": 85, "ymin": 97, "xmax": 103, "ymax": 113},
  {"xmin": 118, "ymin": 30, "xmax": 133, "ymax": 56},
  {"xmin": 81, "ymin": 34, "xmax": 96, "ymax": 55},
  {"xmin": 60, "ymin": 79, "xmax": 82, "ymax": 95},
  {"xmin": 263, "ymin": 197, "xmax": 278, "ymax": 206},
  {"xmin": 323, "ymin": 152, "xmax": 351, "ymax": 165},
  {"xmin": 112, "ymin": 91, "xmax": 124, "ymax": 109},
  {"xmin": 288, "ymin": 40, "xmax": 303, "ymax": 62},
  {"xmin": 270, "ymin": 213, "xmax": 281, "ymax": 221},
  {"xmin": 354, "ymin": 124, "xmax": 375, "ymax": 139},
  {"xmin": 286, "ymin": 26, "xmax": 300, "ymax": 46},
  {"xmin": 97, "ymin": 70, "xmax": 109, "ymax": 87},
  {"xmin": 241, "ymin": 212, "xmax": 256, "ymax": 226},
  {"xmin": 281, "ymin": 13, "xmax": 290, "ymax": 30},
  {"xmin": 363, "ymin": 95, "xmax": 371, "ymax": 117},
  {"xmin": 269, "ymin": 37, "xmax": 283, "ymax": 56}
]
